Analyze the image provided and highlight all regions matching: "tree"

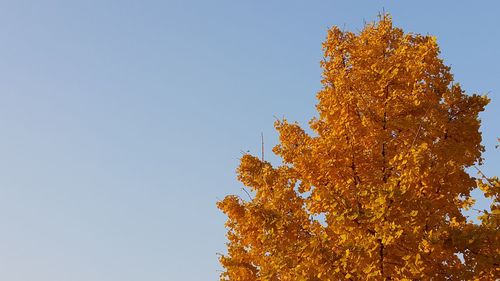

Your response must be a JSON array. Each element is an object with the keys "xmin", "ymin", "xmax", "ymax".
[{"xmin": 217, "ymin": 14, "xmax": 499, "ymax": 280}]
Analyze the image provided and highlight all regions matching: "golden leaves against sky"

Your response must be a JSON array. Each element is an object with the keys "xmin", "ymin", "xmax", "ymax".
[{"xmin": 218, "ymin": 14, "xmax": 499, "ymax": 280}]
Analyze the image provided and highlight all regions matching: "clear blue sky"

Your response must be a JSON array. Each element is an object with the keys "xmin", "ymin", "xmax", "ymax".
[{"xmin": 0, "ymin": 1, "xmax": 498, "ymax": 280}]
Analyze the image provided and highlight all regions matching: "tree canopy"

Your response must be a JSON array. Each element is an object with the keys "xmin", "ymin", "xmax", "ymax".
[{"xmin": 218, "ymin": 14, "xmax": 499, "ymax": 280}]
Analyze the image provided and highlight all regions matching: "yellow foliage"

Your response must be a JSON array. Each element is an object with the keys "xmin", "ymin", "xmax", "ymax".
[{"xmin": 217, "ymin": 14, "xmax": 498, "ymax": 280}]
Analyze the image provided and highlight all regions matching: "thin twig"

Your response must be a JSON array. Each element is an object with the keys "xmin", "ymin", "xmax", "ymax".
[
  {"xmin": 261, "ymin": 132, "xmax": 265, "ymax": 161},
  {"xmin": 241, "ymin": 187, "xmax": 253, "ymax": 201},
  {"xmin": 473, "ymin": 165, "xmax": 495, "ymax": 186},
  {"xmin": 408, "ymin": 107, "xmax": 430, "ymax": 152}
]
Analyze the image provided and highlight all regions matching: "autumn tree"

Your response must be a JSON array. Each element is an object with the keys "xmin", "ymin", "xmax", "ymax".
[{"xmin": 217, "ymin": 14, "xmax": 499, "ymax": 280}]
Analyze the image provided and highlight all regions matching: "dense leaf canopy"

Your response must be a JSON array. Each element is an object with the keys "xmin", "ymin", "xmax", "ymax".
[{"xmin": 218, "ymin": 14, "xmax": 499, "ymax": 280}]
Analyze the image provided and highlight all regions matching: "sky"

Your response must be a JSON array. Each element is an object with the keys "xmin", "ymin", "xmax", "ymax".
[{"xmin": 0, "ymin": 1, "xmax": 498, "ymax": 280}]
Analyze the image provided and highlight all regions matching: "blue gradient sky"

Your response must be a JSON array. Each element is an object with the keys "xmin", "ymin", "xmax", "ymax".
[{"xmin": 0, "ymin": 1, "xmax": 498, "ymax": 280}]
